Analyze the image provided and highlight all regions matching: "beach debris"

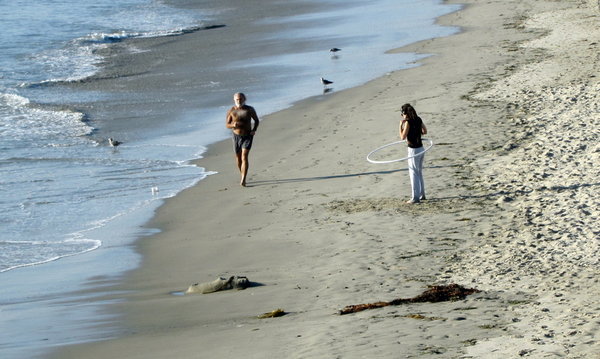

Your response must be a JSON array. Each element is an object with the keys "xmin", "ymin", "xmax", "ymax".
[
  {"xmin": 320, "ymin": 77, "xmax": 334, "ymax": 86},
  {"xmin": 185, "ymin": 275, "xmax": 250, "ymax": 294},
  {"xmin": 339, "ymin": 284, "xmax": 480, "ymax": 315},
  {"xmin": 108, "ymin": 138, "xmax": 121, "ymax": 147},
  {"xmin": 258, "ymin": 309, "xmax": 286, "ymax": 319},
  {"xmin": 329, "ymin": 47, "xmax": 341, "ymax": 53},
  {"xmin": 519, "ymin": 349, "xmax": 535, "ymax": 356},
  {"xmin": 404, "ymin": 313, "xmax": 445, "ymax": 321}
]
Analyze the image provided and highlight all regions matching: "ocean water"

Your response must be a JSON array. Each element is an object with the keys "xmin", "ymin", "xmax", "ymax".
[{"xmin": 0, "ymin": 0, "xmax": 460, "ymax": 357}]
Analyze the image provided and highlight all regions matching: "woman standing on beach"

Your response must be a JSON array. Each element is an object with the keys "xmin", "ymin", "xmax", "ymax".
[{"xmin": 399, "ymin": 103, "xmax": 428, "ymax": 204}]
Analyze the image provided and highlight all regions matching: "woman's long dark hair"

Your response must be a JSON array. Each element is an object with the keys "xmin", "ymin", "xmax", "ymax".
[{"xmin": 401, "ymin": 103, "xmax": 419, "ymax": 122}]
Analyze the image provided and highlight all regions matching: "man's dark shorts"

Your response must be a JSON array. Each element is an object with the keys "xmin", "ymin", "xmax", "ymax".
[{"xmin": 232, "ymin": 133, "xmax": 254, "ymax": 153}]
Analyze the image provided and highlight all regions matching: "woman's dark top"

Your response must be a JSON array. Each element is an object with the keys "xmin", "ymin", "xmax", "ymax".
[{"xmin": 406, "ymin": 116, "xmax": 423, "ymax": 148}]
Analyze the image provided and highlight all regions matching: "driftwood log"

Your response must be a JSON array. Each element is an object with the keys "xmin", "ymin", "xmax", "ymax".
[
  {"xmin": 339, "ymin": 284, "xmax": 480, "ymax": 315},
  {"xmin": 185, "ymin": 275, "xmax": 249, "ymax": 294}
]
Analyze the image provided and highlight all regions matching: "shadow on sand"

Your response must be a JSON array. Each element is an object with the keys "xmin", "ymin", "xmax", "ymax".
[{"xmin": 248, "ymin": 164, "xmax": 457, "ymax": 187}]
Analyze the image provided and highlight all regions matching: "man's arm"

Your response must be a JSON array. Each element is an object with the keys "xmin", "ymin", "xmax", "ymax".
[
  {"xmin": 250, "ymin": 108, "xmax": 260, "ymax": 133},
  {"xmin": 225, "ymin": 109, "xmax": 236, "ymax": 129}
]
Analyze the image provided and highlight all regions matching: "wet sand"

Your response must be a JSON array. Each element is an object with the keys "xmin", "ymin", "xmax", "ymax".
[{"xmin": 50, "ymin": 0, "xmax": 599, "ymax": 358}]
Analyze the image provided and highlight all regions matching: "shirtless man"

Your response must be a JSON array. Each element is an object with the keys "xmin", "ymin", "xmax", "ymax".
[{"xmin": 225, "ymin": 92, "xmax": 259, "ymax": 186}]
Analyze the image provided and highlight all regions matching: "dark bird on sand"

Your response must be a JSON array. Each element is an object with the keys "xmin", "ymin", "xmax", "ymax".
[
  {"xmin": 329, "ymin": 48, "xmax": 341, "ymax": 53},
  {"xmin": 108, "ymin": 138, "xmax": 122, "ymax": 147},
  {"xmin": 320, "ymin": 77, "xmax": 334, "ymax": 86}
]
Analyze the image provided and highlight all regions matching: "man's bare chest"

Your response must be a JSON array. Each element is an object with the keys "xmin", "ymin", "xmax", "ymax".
[{"xmin": 231, "ymin": 107, "xmax": 252, "ymax": 121}]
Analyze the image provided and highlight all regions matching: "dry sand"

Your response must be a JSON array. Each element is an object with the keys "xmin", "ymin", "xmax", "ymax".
[
  {"xmin": 448, "ymin": 2, "xmax": 600, "ymax": 357},
  {"xmin": 50, "ymin": 0, "xmax": 599, "ymax": 358}
]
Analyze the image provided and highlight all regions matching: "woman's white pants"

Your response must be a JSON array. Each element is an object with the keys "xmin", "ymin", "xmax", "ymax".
[{"xmin": 407, "ymin": 147, "xmax": 425, "ymax": 202}]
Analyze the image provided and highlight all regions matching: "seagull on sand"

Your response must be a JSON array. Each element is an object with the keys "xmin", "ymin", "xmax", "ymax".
[
  {"xmin": 108, "ymin": 138, "xmax": 122, "ymax": 147},
  {"xmin": 321, "ymin": 77, "xmax": 334, "ymax": 86},
  {"xmin": 329, "ymin": 47, "xmax": 341, "ymax": 53}
]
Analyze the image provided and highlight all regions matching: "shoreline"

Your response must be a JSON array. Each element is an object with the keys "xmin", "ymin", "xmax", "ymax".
[{"xmin": 49, "ymin": 0, "xmax": 599, "ymax": 358}]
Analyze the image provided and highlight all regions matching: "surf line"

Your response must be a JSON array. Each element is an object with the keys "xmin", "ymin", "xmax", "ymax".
[{"xmin": 366, "ymin": 138, "xmax": 434, "ymax": 164}]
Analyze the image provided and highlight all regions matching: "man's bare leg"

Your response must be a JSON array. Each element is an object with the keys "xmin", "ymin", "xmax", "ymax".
[
  {"xmin": 235, "ymin": 151, "xmax": 243, "ymax": 172},
  {"xmin": 240, "ymin": 148, "xmax": 250, "ymax": 186}
]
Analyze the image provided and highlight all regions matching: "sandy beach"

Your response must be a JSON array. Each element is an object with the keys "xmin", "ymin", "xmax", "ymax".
[{"xmin": 50, "ymin": 0, "xmax": 599, "ymax": 358}]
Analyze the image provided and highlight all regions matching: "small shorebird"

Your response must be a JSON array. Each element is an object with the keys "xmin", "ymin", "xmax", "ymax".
[
  {"xmin": 329, "ymin": 47, "xmax": 341, "ymax": 53},
  {"xmin": 320, "ymin": 77, "xmax": 334, "ymax": 86},
  {"xmin": 108, "ymin": 138, "xmax": 122, "ymax": 147}
]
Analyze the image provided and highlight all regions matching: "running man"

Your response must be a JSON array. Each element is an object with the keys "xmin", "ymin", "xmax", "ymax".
[{"xmin": 225, "ymin": 92, "xmax": 259, "ymax": 186}]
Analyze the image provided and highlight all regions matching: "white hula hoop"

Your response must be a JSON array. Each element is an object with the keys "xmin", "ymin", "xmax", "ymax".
[{"xmin": 366, "ymin": 138, "xmax": 434, "ymax": 164}]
